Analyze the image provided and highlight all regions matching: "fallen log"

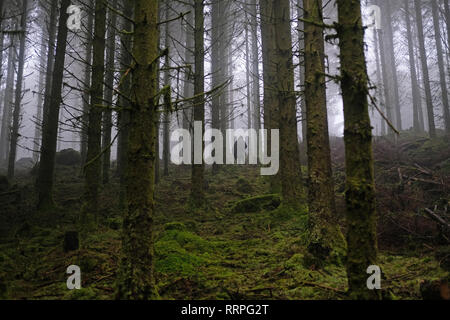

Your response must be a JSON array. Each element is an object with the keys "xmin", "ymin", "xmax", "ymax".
[{"xmin": 423, "ymin": 208, "xmax": 450, "ymax": 231}]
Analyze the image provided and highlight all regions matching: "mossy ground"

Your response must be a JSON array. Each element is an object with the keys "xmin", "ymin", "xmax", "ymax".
[{"xmin": 0, "ymin": 134, "xmax": 449, "ymax": 300}]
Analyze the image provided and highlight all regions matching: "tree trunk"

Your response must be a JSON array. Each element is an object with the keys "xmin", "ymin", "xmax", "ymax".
[
  {"xmin": 182, "ymin": 0, "xmax": 194, "ymax": 133},
  {"xmin": 431, "ymin": 0, "xmax": 450, "ymax": 134},
  {"xmin": 102, "ymin": 0, "xmax": 118, "ymax": 184},
  {"xmin": 83, "ymin": 0, "xmax": 106, "ymax": 224},
  {"xmin": 377, "ymin": 28, "xmax": 394, "ymax": 135},
  {"xmin": 163, "ymin": 1, "xmax": 171, "ymax": 177},
  {"xmin": 373, "ymin": 28, "xmax": 386, "ymax": 136},
  {"xmin": 190, "ymin": 0, "xmax": 205, "ymax": 207},
  {"xmin": 36, "ymin": 0, "xmax": 71, "ymax": 209},
  {"xmin": 245, "ymin": 7, "xmax": 252, "ymax": 130},
  {"xmin": 404, "ymin": 0, "xmax": 422, "ymax": 133},
  {"xmin": 250, "ymin": 0, "xmax": 260, "ymax": 130},
  {"xmin": 260, "ymin": 0, "xmax": 280, "ymax": 193},
  {"xmin": 444, "ymin": 0, "xmax": 450, "ymax": 57},
  {"xmin": 304, "ymin": 0, "xmax": 345, "ymax": 263},
  {"xmin": 7, "ymin": 0, "xmax": 29, "ymax": 179},
  {"xmin": 211, "ymin": 0, "xmax": 221, "ymax": 174},
  {"xmin": 33, "ymin": 30, "xmax": 48, "ymax": 162},
  {"xmin": 116, "ymin": 0, "xmax": 159, "ymax": 300},
  {"xmin": 298, "ymin": 0, "xmax": 307, "ymax": 143},
  {"xmin": 415, "ymin": 0, "xmax": 436, "ymax": 138},
  {"xmin": 117, "ymin": 0, "xmax": 133, "ymax": 210},
  {"xmin": 80, "ymin": 0, "xmax": 94, "ymax": 167},
  {"xmin": 336, "ymin": 0, "xmax": 380, "ymax": 300},
  {"xmin": 273, "ymin": 0, "xmax": 302, "ymax": 206},
  {"xmin": 384, "ymin": 0, "xmax": 402, "ymax": 131},
  {"xmin": 0, "ymin": 36, "xmax": 16, "ymax": 165}
]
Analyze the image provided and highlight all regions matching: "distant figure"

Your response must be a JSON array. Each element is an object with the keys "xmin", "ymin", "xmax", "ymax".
[{"xmin": 234, "ymin": 137, "xmax": 248, "ymax": 164}]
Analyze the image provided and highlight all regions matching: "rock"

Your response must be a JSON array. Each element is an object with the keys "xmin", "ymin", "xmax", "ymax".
[
  {"xmin": 15, "ymin": 157, "xmax": 35, "ymax": 171},
  {"xmin": 63, "ymin": 231, "xmax": 79, "ymax": 252},
  {"xmin": 55, "ymin": 149, "xmax": 81, "ymax": 166},
  {"xmin": 0, "ymin": 175, "xmax": 9, "ymax": 192}
]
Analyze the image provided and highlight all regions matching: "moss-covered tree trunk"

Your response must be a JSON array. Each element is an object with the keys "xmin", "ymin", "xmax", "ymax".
[
  {"xmin": 336, "ymin": 0, "xmax": 380, "ymax": 300},
  {"xmin": 83, "ymin": 0, "xmax": 106, "ymax": 225},
  {"xmin": 36, "ymin": 0, "xmax": 71, "ymax": 209},
  {"xmin": 116, "ymin": 0, "xmax": 159, "ymax": 300},
  {"xmin": 414, "ymin": 0, "xmax": 436, "ymax": 138},
  {"xmin": 272, "ymin": 0, "xmax": 302, "ymax": 206},
  {"xmin": 190, "ymin": 0, "xmax": 205, "ymax": 207},
  {"xmin": 304, "ymin": 0, "xmax": 345, "ymax": 263}
]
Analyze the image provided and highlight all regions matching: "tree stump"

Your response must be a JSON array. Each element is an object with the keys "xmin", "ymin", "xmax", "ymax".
[{"xmin": 63, "ymin": 231, "xmax": 79, "ymax": 252}]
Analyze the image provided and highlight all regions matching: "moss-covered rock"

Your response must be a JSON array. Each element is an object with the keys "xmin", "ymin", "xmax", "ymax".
[
  {"xmin": 55, "ymin": 149, "xmax": 82, "ymax": 166},
  {"xmin": 231, "ymin": 194, "xmax": 281, "ymax": 213}
]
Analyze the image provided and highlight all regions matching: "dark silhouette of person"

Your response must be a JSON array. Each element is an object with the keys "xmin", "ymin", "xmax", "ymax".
[{"xmin": 234, "ymin": 137, "xmax": 248, "ymax": 163}]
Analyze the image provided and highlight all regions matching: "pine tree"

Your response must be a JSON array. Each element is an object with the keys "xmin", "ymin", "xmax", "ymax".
[
  {"xmin": 36, "ymin": 0, "xmax": 71, "ymax": 209},
  {"xmin": 116, "ymin": 0, "xmax": 160, "ymax": 299},
  {"xmin": 303, "ymin": 0, "xmax": 345, "ymax": 263},
  {"xmin": 336, "ymin": 0, "xmax": 380, "ymax": 300},
  {"xmin": 272, "ymin": 0, "xmax": 303, "ymax": 206},
  {"xmin": 190, "ymin": 0, "xmax": 205, "ymax": 207}
]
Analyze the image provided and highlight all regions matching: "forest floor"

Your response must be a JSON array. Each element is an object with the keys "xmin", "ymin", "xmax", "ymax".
[{"xmin": 0, "ymin": 132, "xmax": 449, "ymax": 300}]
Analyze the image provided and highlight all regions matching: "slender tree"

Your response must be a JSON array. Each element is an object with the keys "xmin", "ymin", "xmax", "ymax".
[
  {"xmin": 336, "ymin": 0, "xmax": 380, "ymax": 299},
  {"xmin": 431, "ymin": 0, "xmax": 450, "ymax": 134},
  {"xmin": 102, "ymin": 0, "xmax": 118, "ymax": 184},
  {"xmin": 117, "ymin": 0, "xmax": 133, "ymax": 209},
  {"xmin": 162, "ymin": 0, "xmax": 171, "ymax": 177},
  {"xmin": 33, "ymin": 29, "xmax": 48, "ymax": 162},
  {"xmin": 83, "ymin": 0, "xmax": 106, "ymax": 224},
  {"xmin": 80, "ymin": 0, "xmax": 94, "ymax": 166},
  {"xmin": 250, "ymin": 0, "xmax": 260, "ymax": 130},
  {"xmin": 415, "ymin": 0, "xmax": 436, "ymax": 138},
  {"xmin": 7, "ymin": 0, "xmax": 29, "ymax": 179},
  {"xmin": 260, "ymin": 0, "xmax": 280, "ymax": 193},
  {"xmin": 384, "ymin": 0, "xmax": 402, "ymax": 130},
  {"xmin": 190, "ymin": 0, "xmax": 205, "ymax": 207},
  {"xmin": 404, "ymin": 0, "xmax": 422, "ymax": 133},
  {"xmin": 116, "ymin": 0, "xmax": 159, "ymax": 300},
  {"xmin": 0, "ymin": 36, "xmax": 16, "ymax": 165}
]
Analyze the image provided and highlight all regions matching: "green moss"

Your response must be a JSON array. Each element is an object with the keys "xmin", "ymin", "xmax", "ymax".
[{"xmin": 155, "ymin": 229, "xmax": 217, "ymax": 276}]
